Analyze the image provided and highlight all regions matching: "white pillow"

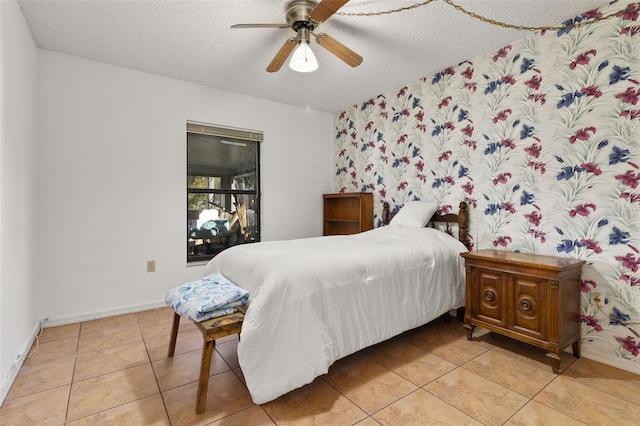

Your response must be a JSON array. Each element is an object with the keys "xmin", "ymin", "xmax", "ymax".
[{"xmin": 389, "ymin": 201, "xmax": 438, "ymax": 227}]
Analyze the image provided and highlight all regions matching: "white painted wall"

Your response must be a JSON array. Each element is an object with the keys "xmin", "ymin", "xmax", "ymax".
[
  {"xmin": 0, "ymin": 0, "xmax": 40, "ymax": 402},
  {"xmin": 0, "ymin": 10, "xmax": 333, "ymax": 398},
  {"xmin": 36, "ymin": 50, "xmax": 334, "ymax": 325}
]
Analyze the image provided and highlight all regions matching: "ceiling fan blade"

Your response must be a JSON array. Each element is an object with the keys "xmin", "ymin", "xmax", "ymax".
[
  {"xmin": 314, "ymin": 33, "xmax": 362, "ymax": 67},
  {"xmin": 310, "ymin": 0, "xmax": 349, "ymax": 23},
  {"xmin": 267, "ymin": 38, "xmax": 298, "ymax": 73},
  {"xmin": 231, "ymin": 23, "xmax": 290, "ymax": 29}
]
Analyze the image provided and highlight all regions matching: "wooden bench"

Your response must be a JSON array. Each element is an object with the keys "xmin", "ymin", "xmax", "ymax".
[{"xmin": 167, "ymin": 309, "xmax": 245, "ymax": 414}]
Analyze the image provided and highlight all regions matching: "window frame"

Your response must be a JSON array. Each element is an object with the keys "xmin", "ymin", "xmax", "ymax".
[{"xmin": 186, "ymin": 122, "xmax": 261, "ymax": 263}]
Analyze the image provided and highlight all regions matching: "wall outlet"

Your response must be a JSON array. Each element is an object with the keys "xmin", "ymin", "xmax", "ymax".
[
  {"xmin": 147, "ymin": 260, "xmax": 156, "ymax": 273},
  {"xmin": 592, "ymin": 290, "xmax": 605, "ymax": 304}
]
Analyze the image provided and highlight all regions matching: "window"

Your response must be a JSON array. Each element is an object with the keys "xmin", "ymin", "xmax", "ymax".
[{"xmin": 187, "ymin": 122, "xmax": 261, "ymax": 262}]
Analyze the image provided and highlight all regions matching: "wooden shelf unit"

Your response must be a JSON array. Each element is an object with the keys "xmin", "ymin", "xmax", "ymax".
[
  {"xmin": 461, "ymin": 249, "xmax": 585, "ymax": 373},
  {"xmin": 323, "ymin": 192, "xmax": 373, "ymax": 236}
]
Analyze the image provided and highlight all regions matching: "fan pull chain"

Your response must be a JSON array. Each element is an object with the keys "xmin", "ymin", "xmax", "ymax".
[
  {"xmin": 336, "ymin": 0, "xmax": 437, "ymax": 17},
  {"xmin": 337, "ymin": 0, "xmax": 629, "ymax": 32}
]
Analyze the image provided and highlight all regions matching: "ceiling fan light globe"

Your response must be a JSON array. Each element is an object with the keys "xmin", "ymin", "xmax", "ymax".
[{"xmin": 289, "ymin": 42, "xmax": 318, "ymax": 72}]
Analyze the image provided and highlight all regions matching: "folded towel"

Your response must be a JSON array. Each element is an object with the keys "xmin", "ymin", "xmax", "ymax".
[{"xmin": 165, "ymin": 272, "xmax": 249, "ymax": 322}]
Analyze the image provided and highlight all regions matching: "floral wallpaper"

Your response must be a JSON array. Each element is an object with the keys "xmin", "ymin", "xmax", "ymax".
[{"xmin": 334, "ymin": 0, "xmax": 640, "ymax": 368}]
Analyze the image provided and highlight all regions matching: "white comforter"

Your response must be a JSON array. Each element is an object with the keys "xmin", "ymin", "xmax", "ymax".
[{"xmin": 203, "ymin": 225, "xmax": 467, "ymax": 404}]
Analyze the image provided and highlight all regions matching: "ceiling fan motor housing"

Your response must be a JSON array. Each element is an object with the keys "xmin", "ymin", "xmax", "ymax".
[{"xmin": 286, "ymin": 0, "xmax": 318, "ymax": 31}]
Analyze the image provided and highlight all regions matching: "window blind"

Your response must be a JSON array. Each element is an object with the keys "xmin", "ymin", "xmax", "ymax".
[{"xmin": 187, "ymin": 122, "xmax": 263, "ymax": 142}]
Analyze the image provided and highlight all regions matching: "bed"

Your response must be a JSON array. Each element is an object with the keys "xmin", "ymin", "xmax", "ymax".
[{"xmin": 203, "ymin": 200, "xmax": 469, "ymax": 404}]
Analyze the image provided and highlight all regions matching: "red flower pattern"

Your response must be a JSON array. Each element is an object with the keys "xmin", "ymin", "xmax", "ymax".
[
  {"xmin": 616, "ymin": 253, "xmax": 640, "ymax": 272},
  {"xmin": 620, "ymin": 109, "xmax": 640, "ymax": 119},
  {"xmin": 616, "ymin": 170, "xmax": 640, "ymax": 189},
  {"xmin": 525, "ymin": 75, "xmax": 542, "ymax": 90},
  {"xmin": 581, "ymin": 279, "xmax": 597, "ymax": 292},
  {"xmin": 527, "ymin": 93, "xmax": 546, "ymax": 104},
  {"xmin": 569, "ymin": 50, "xmax": 597, "ymax": 70},
  {"xmin": 582, "ymin": 315, "xmax": 603, "ymax": 332},
  {"xmin": 569, "ymin": 203, "xmax": 596, "ymax": 217},
  {"xmin": 462, "ymin": 182, "xmax": 474, "ymax": 195},
  {"xmin": 569, "ymin": 127, "xmax": 596, "ymax": 143},
  {"xmin": 463, "ymin": 140, "xmax": 477, "ymax": 150},
  {"xmin": 525, "ymin": 211, "xmax": 542, "ymax": 226},
  {"xmin": 580, "ymin": 239, "xmax": 602, "ymax": 254},
  {"xmin": 493, "ymin": 45, "xmax": 512, "ymax": 62},
  {"xmin": 493, "ymin": 172, "xmax": 512, "ymax": 185},
  {"xmin": 621, "ymin": 25, "xmax": 640, "ymax": 36},
  {"xmin": 615, "ymin": 87, "xmax": 640, "ymax": 105},
  {"xmin": 438, "ymin": 97, "xmax": 452, "ymax": 109},
  {"xmin": 581, "ymin": 162, "xmax": 602, "ymax": 175},
  {"xmin": 525, "ymin": 143, "xmax": 542, "ymax": 158},
  {"xmin": 616, "ymin": 336, "xmax": 640, "ymax": 356},
  {"xmin": 493, "ymin": 109, "xmax": 512, "ymax": 123},
  {"xmin": 501, "ymin": 75, "xmax": 516, "ymax": 85},
  {"xmin": 493, "ymin": 236, "xmax": 512, "ymax": 247},
  {"xmin": 581, "ymin": 86, "xmax": 602, "ymax": 98},
  {"xmin": 438, "ymin": 151, "xmax": 452, "ymax": 162},
  {"xmin": 333, "ymin": 2, "xmax": 639, "ymax": 360},
  {"xmin": 619, "ymin": 3, "xmax": 640, "ymax": 21}
]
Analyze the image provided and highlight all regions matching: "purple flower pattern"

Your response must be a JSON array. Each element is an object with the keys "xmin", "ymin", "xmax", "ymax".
[{"xmin": 334, "ymin": 0, "xmax": 640, "ymax": 365}]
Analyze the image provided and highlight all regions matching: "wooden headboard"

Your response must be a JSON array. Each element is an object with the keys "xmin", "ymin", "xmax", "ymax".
[{"xmin": 382, "ymin": 201, "xmax": 469, "ymax": 245}]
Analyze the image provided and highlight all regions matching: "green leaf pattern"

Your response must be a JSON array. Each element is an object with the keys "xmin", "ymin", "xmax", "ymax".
[{"xmin": 334, "ymin": 0, "xmax": 640, "ymax": 363}]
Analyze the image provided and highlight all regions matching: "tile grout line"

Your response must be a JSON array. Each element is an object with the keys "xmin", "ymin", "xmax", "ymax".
[
  {"xmin": 319, "ymin": 362, "xmax": 375, "ymax": 421},
  {"xmin": 65, "ymin": 318, "xmax": 164, "ymax": 423},
  {"xmin": 527, "ymin": 359, "xmax": 640, "ymax": 426},
  {"xmin": 139, "ymin": 315, "xmax": 174, "ymax": 425},
  {"xmin": 6, "ymin": 310, "xmax": 638, "ymax": 425},
  {"xmin": 418, "ymin": 344, "xmax": 495, "ymax": 426},
  {"xmin": 62, "ymin": 325, "xmax": 82, "ymax": 423}
]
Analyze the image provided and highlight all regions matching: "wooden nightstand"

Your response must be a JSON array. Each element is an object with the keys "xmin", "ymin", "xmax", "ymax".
[{"xmin": 461, "ymin": 249, "xmax": 585, "ymax": 373}]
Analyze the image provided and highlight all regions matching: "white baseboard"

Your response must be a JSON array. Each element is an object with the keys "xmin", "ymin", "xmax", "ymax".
[
  {"xmin": 581, "ymin": 348, "xmax": 640, "ymax": 375},
  {"xmin": 0, "ymin": 320, "xmax": 42, "ymax": 406},
  {"xmin": 43, "ymin": 300, "xmax": 167, "ymax": 328}
]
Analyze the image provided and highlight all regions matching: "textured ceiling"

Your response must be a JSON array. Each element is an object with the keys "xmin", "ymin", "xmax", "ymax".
[{"xmin": 18, "ymin": 0, "xmax": 610, "ymax": 113}]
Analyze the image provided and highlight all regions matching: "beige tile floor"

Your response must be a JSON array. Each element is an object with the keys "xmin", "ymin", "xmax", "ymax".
[{"xmin": 1, "ymin": 306, "xmax": 638, "ymax": 425}]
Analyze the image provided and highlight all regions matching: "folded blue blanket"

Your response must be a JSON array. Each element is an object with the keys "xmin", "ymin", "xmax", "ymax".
[{"xmin": 165, "ymin": 272, "xmax": 249, "ymax": 322}]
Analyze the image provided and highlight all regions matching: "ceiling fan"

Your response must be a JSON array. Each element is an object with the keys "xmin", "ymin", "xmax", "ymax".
[{"xmin": 231, "ymin": 0, "xmax": 363, "ymax": 73}]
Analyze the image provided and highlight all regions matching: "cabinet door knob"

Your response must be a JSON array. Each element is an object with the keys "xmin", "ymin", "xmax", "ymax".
[
  {"xmin": 483, "ymin": 290, "xmax": 495, "ymax": 302},
  {"xmin": 520, "ymin": 299, "xmax": 532, "ymax": 311}
]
